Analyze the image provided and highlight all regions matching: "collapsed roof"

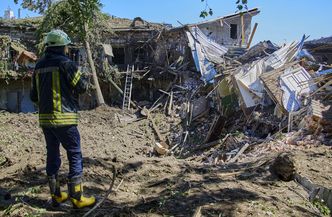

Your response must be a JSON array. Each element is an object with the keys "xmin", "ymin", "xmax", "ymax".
[{"xmin": 304, "ymin": 36, "xmax": 332, "ymax": 48}]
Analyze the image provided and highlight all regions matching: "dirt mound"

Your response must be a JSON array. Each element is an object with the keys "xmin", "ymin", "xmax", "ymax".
[{"xmin": 0, "ymin": 109, "xmax": 331, "ymax": 216}]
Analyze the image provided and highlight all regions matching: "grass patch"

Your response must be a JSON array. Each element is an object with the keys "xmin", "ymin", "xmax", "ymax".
[{"xmin": 312, "ymin": 199, "xmax": 331, "ymax": 216}]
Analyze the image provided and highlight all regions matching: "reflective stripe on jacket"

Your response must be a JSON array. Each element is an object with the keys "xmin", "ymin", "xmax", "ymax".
[{"xmin": 30, "ymin": 47, "xmax": 88, "ymax": 127}]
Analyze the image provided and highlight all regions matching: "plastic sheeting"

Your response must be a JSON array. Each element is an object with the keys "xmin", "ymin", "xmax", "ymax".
[
  {"xmin": 280, "ymin": 66, "xmax": 317, "ymax": 112},
  {"xmin": 234, "ymin": 41, "xmax": 301, "ymax": 108},
  {"xmin": 101, "ymin": 44, "xmax": 114, "ymax": 57},
  {"xmin": 186, "ymin": 26, "xmax": 228, "ymax": 83},
  {"xmin": 316, "ymin": 68, "xmax": 332, "ymax": 76}
]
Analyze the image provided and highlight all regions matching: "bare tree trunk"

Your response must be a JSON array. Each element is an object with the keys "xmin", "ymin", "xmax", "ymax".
[{"xmin": 84, "ymin": 38, "xmax": 105, "ymax": 106}]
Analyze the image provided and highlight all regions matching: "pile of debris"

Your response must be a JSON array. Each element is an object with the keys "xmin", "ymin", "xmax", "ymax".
[
  {"xmin": 0, "ymin": 8, "xmax": 330, "ymax": 165},
  {"xmin": 126, "ymin": 22, "xmax": 332, "ymax": 164}
]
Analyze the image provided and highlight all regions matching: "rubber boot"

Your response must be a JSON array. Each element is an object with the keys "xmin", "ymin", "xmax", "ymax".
[
  {"xmin": 68, "ymin": 176, "xmax": 96, "ymax": 209},
  {"xmin": 48, "ymin": 175, "xmax": 68, "ymax": 207}
]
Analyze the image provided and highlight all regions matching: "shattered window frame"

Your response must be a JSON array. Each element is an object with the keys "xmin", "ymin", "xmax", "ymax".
[{"xmin": 230, "ymin": 24, "xmax": 238, "ymax": 40}]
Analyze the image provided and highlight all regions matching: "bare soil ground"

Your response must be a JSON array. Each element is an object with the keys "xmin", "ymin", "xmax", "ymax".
[{"xmin": 0, "ymin": 107, "xmax": 331, "ymax": 217}]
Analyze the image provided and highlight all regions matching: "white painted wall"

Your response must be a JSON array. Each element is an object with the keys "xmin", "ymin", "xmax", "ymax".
[{"xmin": 197, "ymin": 13, "xmax": 253, "ymax": 47}]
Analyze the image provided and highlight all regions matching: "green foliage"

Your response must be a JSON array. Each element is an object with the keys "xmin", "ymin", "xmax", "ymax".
[
  {"xmin": 236, "ymin": 0, "xmax": 248, "ymax": 11},
  {"xmin": 32, "ymin": 0, "xmax": 111, "ymax": 54},
  {"xmin": 0, "ymin": 35, "xmax": 11, "ymax": 51},
  {"xmin": 200, "ymin": 0, "xmax": 249, "ymax": 18},
  {"xmin": 14, "ymin": 0, "xmax": 53, "ymax": 14},
  {"xmin": 0, "ymin": 17, "xmax": 42, "ymax": 27},
  {"xmin": 36, "ymin": 1, "xmax": 82, "ymax": 42},
  {"xmin": 15, "ymin": 0, "xmax": 108, "ymax": 105},
  {"xmin": 102, "ymin": 59, "xmax": 120, "ymax": 83},
  {"xmin": 199, "ymin": 0, "xmax": 213, "ymax": 18},
  {"xmin": 37, "ymin": 0, "xmax": 90, "ymax": 40},
  {"xmin": 312, "ymin": 199, "xmax": 331, "ymax": 216},
  {"xmin": 4, "ymin": 204, "xmax": 16, "ymax": 215},
  {"xmin": 15, "ymin": 0, "xmax": 106, "ymax": 42}
]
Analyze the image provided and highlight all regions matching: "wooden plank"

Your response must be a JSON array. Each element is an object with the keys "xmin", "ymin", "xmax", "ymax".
[
  {"xmin": 158, "ymin": 89, "xmax": 171, "ymax": 96},
  {"xmin": 191, "ymin": 139, "xmax": 222, "ymax": 153},
  {"xmin": 167, "ymin": 91, "xmax": 173, "ymax": 116},
  {"xmin": 247, "ymin": 23, "xmax": 258, "ymax": 49},
  {"xmin": 150, "ymin": 116, "xmax": 163, "ymax": 141},
  {"xmin": 204, "ymin": 115, "xmax": 219, "ymax": 143},
  {"xmin": 230, "ymin": 74, "xmax": 248, "ymax": 117},
  {"xmin": 193, "ymin": 206, "xmax": 202, "ymax": 217},
  {"xmin": 228, "ymin": 143, "xmax": 250, "ymax": 163},
  {"xmin": 260, "ymin": 61, "xmax": 300, "ymax": 114},
  {"xmin": 205, "ymin": 81, "xmax": 222, "ymax": 99},
  {"xmin": 191, "ymin": 133, "xmax": 231, "ymax": 154},
  {"xmin": 241, "ymin": 14, "xmax": 245, "ymax": 47}
]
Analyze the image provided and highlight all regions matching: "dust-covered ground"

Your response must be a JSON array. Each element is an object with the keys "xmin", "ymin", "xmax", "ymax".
[{"xmin": 0, "ymin": 107, "xmax": 331, "ymax": 217}]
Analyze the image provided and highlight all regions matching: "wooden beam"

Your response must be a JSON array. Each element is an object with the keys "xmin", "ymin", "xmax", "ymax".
[
  {"xmin": 108, "ymin": 77, "xmax": 138, "ymax": 108},
  {"xmin": 167, "ymin": 91, "xmax": 173, "ymax": 116},
  {"xmin": 158, "ymin": 89, "xmax": 171, "ymax": 96},
  {"xmin": 247, "ymin": 23, "xmax": 258, "ymax": 49},
  {"xmin": 241, "ymin": 14, "xmax": 245, "ymax": 47},
  {"xmin": 228, "ymin": 143, "xmax": 250, "ymax": 163}
]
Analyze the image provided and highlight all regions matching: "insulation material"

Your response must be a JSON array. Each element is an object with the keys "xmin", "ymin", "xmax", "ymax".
[
  {"xmin": 316, "ymin": 68, "xmax": 332, "ymax": 76},
  {"xmin": 102, "ymin": 44, "xmax": 114, "ymax": 57},
  {"xmin": 235, "ymin": 59, "xmax": 266, "ymax": 98},
  {"xmin": 280, "ymin": 67, "xmax": 317, "ymax": 112},
  {"xmin": 236, "ymin": 79, "xmax": 260, "ymax": 108},
  {"xmin": 186, "ymin": 26, "xmax": 228, "ymax": 83},
  {"xmin": 218, "ymin": 78, "xmax": 232, "ymax": 97},
  {"xmin": 234, "ymin": 42, "xmax": 300, "ymax": 108}
]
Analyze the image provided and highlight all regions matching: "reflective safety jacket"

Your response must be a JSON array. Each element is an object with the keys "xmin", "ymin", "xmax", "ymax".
[{"xmin": 30, "ymin": 47, "xmax": 88, "ymax": 127}]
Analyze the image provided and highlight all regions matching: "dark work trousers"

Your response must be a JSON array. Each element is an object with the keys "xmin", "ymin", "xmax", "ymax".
[{"xmin": 42, "ymin": 125, "xmax": 83, "ymax": 179}]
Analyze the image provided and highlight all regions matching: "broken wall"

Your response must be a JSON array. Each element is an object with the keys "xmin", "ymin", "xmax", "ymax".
[
  {"xmin": 0, "ymin": 24, "xmax": 37, "ymax": 52},
  {"xmin": 102, "ymin": 30, "xmax": 159, "ymax": 70},
  {"xmin": 153, "ymin": 29, "xmax": 193, "ymax": 69},
  {"xmin": 197, "ymin": 13, "xmax": 253, "ymax": 47}
]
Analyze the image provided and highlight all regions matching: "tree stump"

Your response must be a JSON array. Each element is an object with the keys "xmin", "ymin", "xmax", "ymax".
[{"xmin": 271, "ymin": 153, "xmax": 296, "ymax": 181}]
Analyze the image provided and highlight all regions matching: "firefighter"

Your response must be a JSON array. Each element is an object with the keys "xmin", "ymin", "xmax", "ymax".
[{"xmin": 30, "ymin": 29, "xmax": 96, "ymax": 208}]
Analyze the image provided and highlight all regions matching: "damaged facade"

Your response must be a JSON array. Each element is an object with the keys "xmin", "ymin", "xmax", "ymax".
[
  {"xmin": 121, "ymin": 8, "xmax": 332, "ymax": 160},
  {"xmin": 0, "ymin": 16, "xmax": 166, "ymax": 111},
  {"xmin": 0, "ymin": 10, "xmax": 331, "ymax": 149},
  {"xmin": 0, "ymin": 18, "xmax": 38, "ymax": 112},
  {"xmin": 0, "ymin": 9, "xmax": 261, "ymax": 112},
  {"xmin": 0, "ymin": 8, "xmax": 331, "ymax": 212}
]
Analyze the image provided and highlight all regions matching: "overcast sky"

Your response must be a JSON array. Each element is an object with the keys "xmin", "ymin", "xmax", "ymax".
[{"xmin": 1, "ymin": 0, "xmax": 331, "ymax": 45}]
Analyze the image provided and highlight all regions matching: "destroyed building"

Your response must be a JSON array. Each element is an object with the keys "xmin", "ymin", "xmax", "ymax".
[
  {"xmin": 0, "ymin": 8, "xmax": 262, "ymax": 112},
  {"xmin": 0, "ymin": 18, "xmax": 38, "ymax": 112},
  {"xmin": 125, "ymin": 8, "xmax": 332, "ymax": 159},
  {"xmin": 123, "ymin": 8, "xmax": 261, "ymax": 114},
  {"xmin": 0, "ymin": 8, "xmax": 331, "ymax": 141},
  {"xmin": 105, "ymin": 16, "xmax": 165, "ymax": 70},
  {"xmin": 0, "ymin": 15, "xmax": 166, "ymax": 111},
  {"xmin": 304, "ymin": 36, "xmax": 332, "ymax": 64},
  {"xmin": 0, "ymin": 8, "xmax": 331, "ymax": 213},
  {"xmin": 153, "ymin": 8, "xmax": 260, "ymax": 80}
]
